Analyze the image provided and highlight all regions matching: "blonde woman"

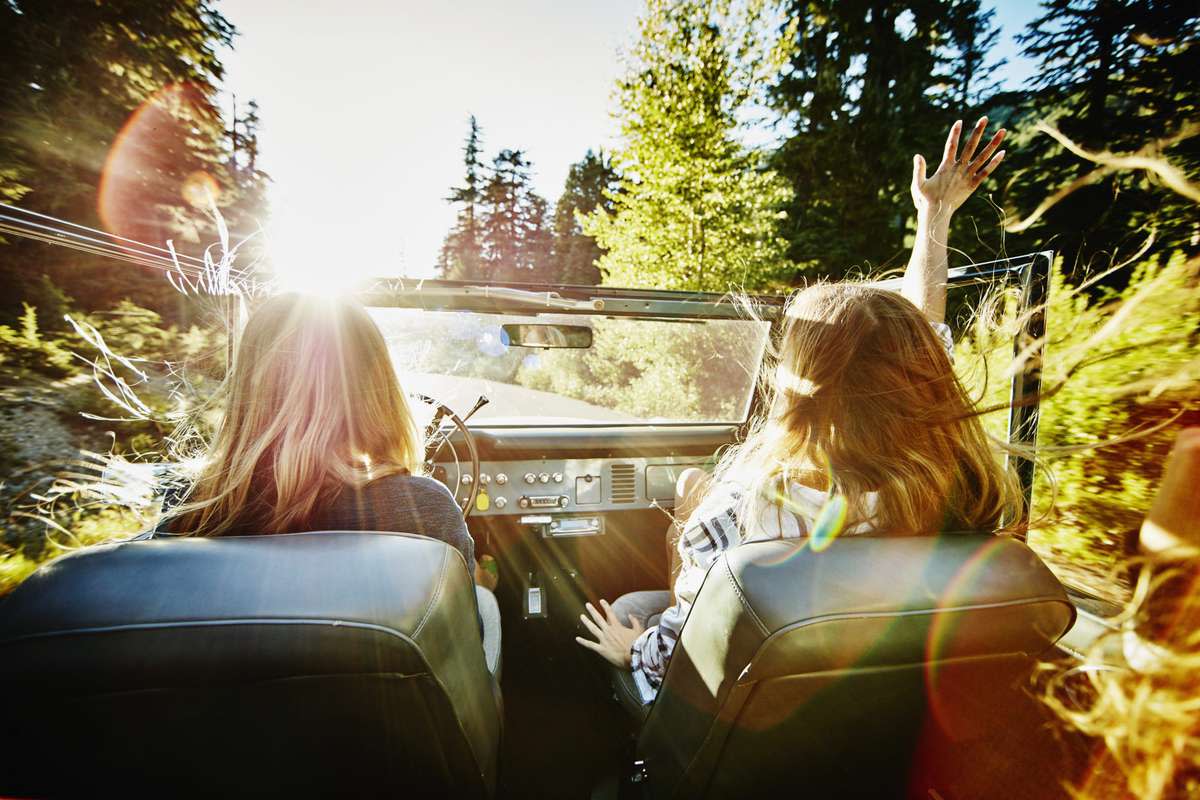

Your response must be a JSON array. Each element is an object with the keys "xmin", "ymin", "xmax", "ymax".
[
  {"xmin": 577, "ymin": 118, "xmax": 1017, "ymax": 705},
  {"xmin": 156, "ymin": 293, "xmax": 499, "ymax": 661}
]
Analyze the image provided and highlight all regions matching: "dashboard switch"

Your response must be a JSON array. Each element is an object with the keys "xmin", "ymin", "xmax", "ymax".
[
  {"xmin": 494, "ymin": 496, "xmax": 508, "ymax": 509},
  {"xmin": 523, "ymin": 473, "xmax": 536, "ymax": 485},
  {"xmin": 495, "ymin": 473, "xmax": 508, "ymax": 485},
  {"xmin": 538, "ymin": 472, "xmax": 550, "ymax": 484},
  {"xmin": 552, "ymin": 472, "xmax": 563, "ymax": 483}
]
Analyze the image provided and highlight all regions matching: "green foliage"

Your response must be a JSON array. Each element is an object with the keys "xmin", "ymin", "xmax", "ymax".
[
  {"xmin": 1001, "ymin": 0, "xmax": 1200, "ymax": 269},
  {"xmin": 0, "ymin": 283, "xmax": 226, "ymax": 596},
  {"xmin": 552, "ymin": 150, "xmax": 620, "ymax": 286},
  {"xmin": 0, "ymin": 0, "xmax": 269, "ymax": 319},
  {"xmin": 0, "ymin": 304, "xmax": 74, "ymax": 376},
  {"xmin": 583, "ymin": 0, "xmax": 793, "ymax": 291},
  {"xmin": 770, "ymin": 0, "xmax": 999, "ymax": 278},
  {"xmin": 956, "ymin": 252, "xmax": 1200, "ymax": 601},
  {"xmin": 518, "ymin": 317, "xmax": 766, "ymax": 422}
]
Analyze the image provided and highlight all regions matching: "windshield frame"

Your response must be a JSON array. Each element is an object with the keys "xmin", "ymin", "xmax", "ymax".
[{"xmin": 356, "ymin": 252, "xmax": 1052, "ymax": 523}]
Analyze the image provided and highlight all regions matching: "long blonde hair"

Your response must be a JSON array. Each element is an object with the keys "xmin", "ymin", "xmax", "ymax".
[
  {"xmin": 167, "ymin": 293, "xmax": 425, "ymax": 536},
  {"xmin": 1040, "ymin": 553, "xmax": 1200, "ymax": 800},
  {"xmin": 716, "ymin": 283, "xmax": 1020, "ymax": 536}
]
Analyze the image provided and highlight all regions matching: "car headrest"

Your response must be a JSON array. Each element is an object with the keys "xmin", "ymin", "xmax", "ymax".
[
  {"xmin": 2, "ymin": 530, "xmax": 460, "ymax": 647},
  {"xmin": 723, "ymin": 532, "xmax": 1075, "ymax": 674}
]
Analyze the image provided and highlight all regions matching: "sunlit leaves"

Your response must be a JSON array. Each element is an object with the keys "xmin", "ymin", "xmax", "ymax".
[{"xmin": 585, "ymin": 0, "xmax": 793, "ymax": 292}]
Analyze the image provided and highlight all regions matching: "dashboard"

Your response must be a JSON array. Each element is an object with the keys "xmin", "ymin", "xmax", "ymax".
[{"xmin": 434, "ymin": 456, "xmax": 710, "ymax": 518}]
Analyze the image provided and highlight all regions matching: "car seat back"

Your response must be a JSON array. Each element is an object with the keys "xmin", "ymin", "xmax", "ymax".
[{"xmin": 0, "ymin": 531, "xmax": 501, "ymax": 798}]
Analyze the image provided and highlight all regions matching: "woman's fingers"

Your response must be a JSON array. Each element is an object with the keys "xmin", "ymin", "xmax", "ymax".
[
  {"xmin": 585, "ymin": 602, "xmax": 607, "ymax": 628},
  {"xmin": 600, "ymin": 598, "xmax": 619, "ymax": 625},
  {"xmin": 940, "ymin": 120, "xmax": 963, "ymax": 168},
  {"xmin": 912, "ymin": 154, "xmax": 927, "ymax": 191},
  {"xmin": 579, "ymin": 613, "xmax": 605, "ymax": 641},
  {"xmin": 971, "ymin": 149, "xmax": 1005, "ymax": 186},
  {"xmin": 575, "ymin": 636, "xmax": 604, "ymax": 654},
  {"xmin": 968, "ymin": 128, "xmax": 1006, "ymax": 172},
  {"xmin": 958, "ymin": 117, "xmax": 988, "ymax": 166}
]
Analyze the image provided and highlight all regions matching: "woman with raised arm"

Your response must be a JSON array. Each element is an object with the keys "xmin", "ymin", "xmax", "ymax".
[
  {"xmin": 156, "ymin": 293, "xmax": 500, "ymax": 663},
  {"xmin": 576, "ymin": 119, "xmax": 1014, "ymax": 706}
]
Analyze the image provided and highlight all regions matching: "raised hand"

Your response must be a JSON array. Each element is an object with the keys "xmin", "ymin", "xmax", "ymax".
[{"xmin": 912, "ymin": 117, "xmax": 1006, "ymax": 220}]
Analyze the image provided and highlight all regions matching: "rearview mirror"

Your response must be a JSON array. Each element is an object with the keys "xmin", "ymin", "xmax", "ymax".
[{"xmin": 500, "ymin": 323, "xmax": 593, "ymax": 349}]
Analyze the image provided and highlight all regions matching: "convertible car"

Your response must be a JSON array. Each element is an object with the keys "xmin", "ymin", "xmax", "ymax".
[{"xmin": 0, "ymin": 253, "xmax": 1113, "ymax": 799}]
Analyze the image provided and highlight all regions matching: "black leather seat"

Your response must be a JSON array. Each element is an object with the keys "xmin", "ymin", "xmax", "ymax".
[
  {"xmin": 626, "ymin": 533, "xmax": 1075, "ymax": 799},
  {"xmin": 0, "ymin": 531, "xmax": 502, "ymax": 799}
]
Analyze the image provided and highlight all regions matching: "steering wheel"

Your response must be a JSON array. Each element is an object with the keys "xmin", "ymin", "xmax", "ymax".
[{"xmin": 416, "ymin": 395, "xmax": 483, "ymax": 519}]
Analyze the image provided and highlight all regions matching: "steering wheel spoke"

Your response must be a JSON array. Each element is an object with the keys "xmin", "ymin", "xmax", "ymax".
[{"xmin": 414, "ymin": 395, "xmax": 480, "ymax": 519}]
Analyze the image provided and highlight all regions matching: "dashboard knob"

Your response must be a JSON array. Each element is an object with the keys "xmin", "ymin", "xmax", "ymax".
[
  {"xmin": 479, "ymin": 473, "xmax": 491, "ymax": 485},
  {"xmin": 538, "ymin": 473, "xmax": 550, "ymax": 484},
  {"xmin": 494, "ymin": 496, "xmax": 508, "ymax": 509},
  {"xmin": 551, "ymin": 472, "xmax": 563, "ymax": 483},
  {"xmin": 518, "ymin": 497, "xmax": 530, "ymax": 509},
  {"xmin": 460, "ymin": 474, "xmax": 473, "ymax": 485},
  {"xmin": 559, "ymin": 495, "xmax": 570, "ymax": 507},
  {"xmin": 524, "ymin": 473, "xmax": 536, "ymax": 484},
  {"xmin": 495, "ymin": 473, "xmax": 509, "ymax": 485}
]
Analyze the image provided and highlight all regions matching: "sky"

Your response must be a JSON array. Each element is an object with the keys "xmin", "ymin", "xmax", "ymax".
[{"xmin": 220, "ymin": 0, "xmax": 1043, "ymax": 286}]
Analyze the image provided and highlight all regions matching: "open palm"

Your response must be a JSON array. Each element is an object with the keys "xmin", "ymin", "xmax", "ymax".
[{"xmin": 912, "ymin": 117, "xmax": 1006, "ymax": 219}]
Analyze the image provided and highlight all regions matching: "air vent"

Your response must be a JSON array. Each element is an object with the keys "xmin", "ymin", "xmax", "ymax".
[{"xmin": 611, "ymin": 463, "xmax": 637, "ymax": 503}]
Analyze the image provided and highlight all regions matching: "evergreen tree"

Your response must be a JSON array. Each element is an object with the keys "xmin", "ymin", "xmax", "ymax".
[
  {"xmin": 437, "ymin": 116, "xmax": 487, "ymax": 280},
  {"xmin": 945, "ymin": 0, "xmax": 1006, "ymax": 117},
  {"xmin": 551, "ymin": 150, "xmax": 619, "ymax": 286},
  {"xmin": 769, "ymin": 1, "xmax": 967, "ymax": 279},
  {"xmin": 0, "ymin": 0, "xmax": 266, "ymax": 318},
  {"xmin": 1004, "ymin": 0, "xmax": 1200, "ymax": 268},
  {"xmin": 585, "ymin": 0, "xmax": 793, "ymax": 291},
  {"xmin": 480, "ymin": 149, "xmax": 552, "ymax": 282}
]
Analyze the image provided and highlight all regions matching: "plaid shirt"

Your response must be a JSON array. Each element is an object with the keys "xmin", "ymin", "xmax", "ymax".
[{"xmin": 628, "ymin": 322, "xmax": 954, "ymax": 704}]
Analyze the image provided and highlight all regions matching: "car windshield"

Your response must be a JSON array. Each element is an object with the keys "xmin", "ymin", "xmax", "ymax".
[{"xmin": 367, "ymin": 307, "xmax": 771, "ymax": 425}]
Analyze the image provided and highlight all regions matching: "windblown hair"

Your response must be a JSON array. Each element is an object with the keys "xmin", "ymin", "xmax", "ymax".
[
  {"xmin": 166, "ymin": 293, "xmax": 424, "ymax": 536},
  {"xmin": 714, "ymin": 283, "xmax": 1020, "ymax": 536},
  {"xmin": 1040, "ymin": 552, "xmax": 1200, "ymax": 800}
]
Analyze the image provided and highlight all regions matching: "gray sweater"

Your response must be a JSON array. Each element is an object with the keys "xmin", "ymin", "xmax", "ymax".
[
  {"xmin": 156, "ymin": 474, "xmax": 475, "ymax": 570},
  {"xmin": 308, "ymin": 474, "xmax": 475, "ymax": 569}
]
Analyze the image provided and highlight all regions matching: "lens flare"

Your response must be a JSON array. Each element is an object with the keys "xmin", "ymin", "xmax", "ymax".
[
  {"xmin": 98, "ymin": 83, "xmax": 218, "ymax": 244},
  {"xmin": 923, "ymin": 537, "xmax": 1010, "ymax": 738},
  {"xmin": 182, "ymin": 171, "xmax": 220, "ymax": 209}
]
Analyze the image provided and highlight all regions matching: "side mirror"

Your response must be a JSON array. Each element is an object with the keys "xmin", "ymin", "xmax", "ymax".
[{"xmin": 500, "ymin": 323, "xmax": 593, "ymax": 349}]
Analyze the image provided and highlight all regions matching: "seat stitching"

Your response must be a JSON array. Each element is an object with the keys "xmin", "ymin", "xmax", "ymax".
[
  {"xmin": 413, "ymin": 549, "xmax": 450, "ymax": 638},
  {"xmin": 723, "ymin": 558, "xmax": 770, "ymax": 636},
  {"xmin": 769, "ymin": 595, "xmax": 1074, "ymax": 632}
]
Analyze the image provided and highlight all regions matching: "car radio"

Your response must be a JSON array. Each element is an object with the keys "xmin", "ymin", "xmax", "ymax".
[{"xmin": 518, "ymin": 494, "xmax": 570, "ymax": 509}]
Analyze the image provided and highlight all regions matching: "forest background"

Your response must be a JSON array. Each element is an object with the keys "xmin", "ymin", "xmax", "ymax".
[{"xmin": 1, "ymin": 0, "xmax": 1198, "ymax": 602}]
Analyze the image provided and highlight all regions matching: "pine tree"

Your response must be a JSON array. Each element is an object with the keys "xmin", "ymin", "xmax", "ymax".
[
  {"xmin": 437, "ymin": 116, "xmax": 487, "ymax": 280},
  {"xmin": 945, "ymin": 0, "xmax": 1006, "ymax": 117},
  {"xmin": 0, "ymin": 0, "xmax": 264, "ymax": 318},
  {"xmin": 480, "ymin": 149, "xmax": 552, "ymax": 282},
  {"xmin": 770, "ymin": 1, "xmax": 962, "ymax": 278},
  {"xmin": 584, "ymin": 0, "xmax": 792, "ymax": 292},
  {"xmin": 1004, "ymin": 0, "xmax": 1200, "ymax": 267},
  {"xmin": 551, "ymin": 150, "xmax": 619, "ymax": 286}
]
